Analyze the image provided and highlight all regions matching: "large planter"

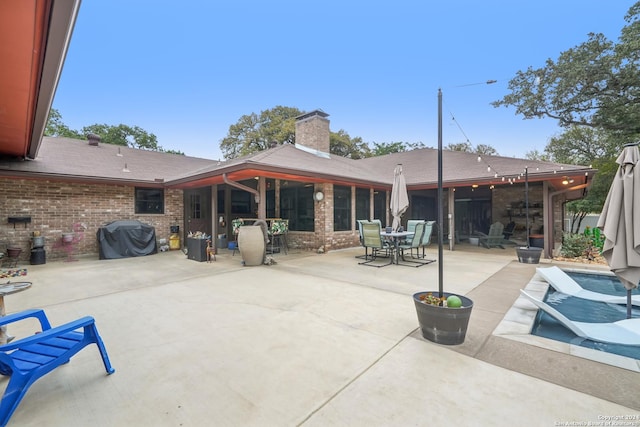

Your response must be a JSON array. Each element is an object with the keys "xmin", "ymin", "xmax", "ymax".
[
  {"xmin": 413, "ymin": 292, "xmax": 473, "ymax": 345},
  {"xmin": 238, "ymin": 226, "xmax": 266, "ymax": 266},
  {"xmin": 516, "ymin": 246, "xmax": 542, "ymax": 264}
]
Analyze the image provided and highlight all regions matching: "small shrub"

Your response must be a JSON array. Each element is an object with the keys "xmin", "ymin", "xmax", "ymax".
[
  {"xmin": 583, "ymin": 226, "xmax": 604, "ymax": 252},
  {"xmin": 561, "ymin": 233, "xmax": 591, "ymax": 258}
]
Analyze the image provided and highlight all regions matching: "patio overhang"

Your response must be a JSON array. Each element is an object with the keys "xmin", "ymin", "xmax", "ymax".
[{"xmin": 0, "ymin": 0, "xmax": 81, "ymax": 160}]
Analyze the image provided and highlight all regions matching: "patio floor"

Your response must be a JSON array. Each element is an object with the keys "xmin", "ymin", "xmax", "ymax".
[{"xmin": 1, "ymin": 243, "xmax": 637, "ymax": 426}]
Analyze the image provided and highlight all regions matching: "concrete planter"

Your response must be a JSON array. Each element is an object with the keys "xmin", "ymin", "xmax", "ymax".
[{"xmin": 413, "ymin": 292, "xmax": 473, "ymax": 345}]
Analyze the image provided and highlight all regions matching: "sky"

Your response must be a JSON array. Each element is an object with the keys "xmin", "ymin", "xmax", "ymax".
[{"xmin": 52, "ymin": 0, "xmax": 635, "ymax": 161}]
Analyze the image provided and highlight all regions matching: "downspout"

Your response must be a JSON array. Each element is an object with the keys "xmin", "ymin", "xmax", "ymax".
[
  {"xmin": 547, "ymin": 183, "xmax": 589, "ymax": 259},
  {"xmin": 223, "ymin": 173, "xmax": 260, "ymax": 204}
]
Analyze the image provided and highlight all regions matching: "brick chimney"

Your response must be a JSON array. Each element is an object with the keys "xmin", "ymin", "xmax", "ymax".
[{"xmin": 295, "ymin": 110, "xmax": 330, "ymax": 154}]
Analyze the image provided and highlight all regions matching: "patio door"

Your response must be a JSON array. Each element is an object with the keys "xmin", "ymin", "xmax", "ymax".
[{"xmin": 184, "ymin": 188, "xmax": 212, "ymax": 237}]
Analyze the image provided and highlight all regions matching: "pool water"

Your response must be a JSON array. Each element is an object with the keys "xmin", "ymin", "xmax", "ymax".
[{"xmin": 531, "ymin": 271, "xmax": 640, "ymax": 360}]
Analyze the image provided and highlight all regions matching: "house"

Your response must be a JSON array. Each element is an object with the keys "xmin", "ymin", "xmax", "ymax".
[{"xmin": 0, "ymin": 1, "xmax": 596, "ymax": 262}]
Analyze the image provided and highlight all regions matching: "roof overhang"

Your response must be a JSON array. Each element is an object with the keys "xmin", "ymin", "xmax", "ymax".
[{"xmin": 0, "ymin": 0, "xmax": 81, "ymax": 159}]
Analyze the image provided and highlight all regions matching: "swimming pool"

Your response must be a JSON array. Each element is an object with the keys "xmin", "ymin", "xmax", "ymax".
[{"xmin": 531, "ymin": 271, "xmax": 640, "ymax": 360}]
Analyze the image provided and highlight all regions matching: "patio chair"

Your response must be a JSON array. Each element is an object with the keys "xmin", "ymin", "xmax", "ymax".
[
  {"xmin": 268, "ymin": 219, "xmax": 288, "ymax": 255},
  {"xmin": 231, "ymin": 218, "xmax": 244, "ymax": 255},
  {"xmin": 358, "ymin": 222, "xmax": 392, "ymax": 267},
  {"xmin": 355, "ymin": 220, "xmax": 369, "ymax": 259},
  {"xmin": 503, "ymin": 221, "xmax": 516, "ymax": 242},
  {"xmin": 397, "ymin": 222, "xmax": 434, "ymax": 267},
  {"xmin": 0, "ymin": 309, "xmax": 115, "ymax": 426},
  {"xmin": 418, "ymin": 220, "xmax": 436, "ymax": 261},
  {"xmin": 478, "ymin": 221, "xmax": 505, "ymax": 249}
]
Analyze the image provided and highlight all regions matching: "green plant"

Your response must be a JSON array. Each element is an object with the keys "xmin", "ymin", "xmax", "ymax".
[
  {"xmin": 583, "ymin": 226, "xmax": 604, "ymax": 252},
  {"xmin": 418, "ymin": 292, "xmax": 446, "ymax": 306},
  {"xmin": 560, "ymin": 232, "xmax": 591, "ymax": 258}
]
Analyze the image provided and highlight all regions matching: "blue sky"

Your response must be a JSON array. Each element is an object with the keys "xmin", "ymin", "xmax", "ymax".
[{"xmin": 53, "ymin": 1, "xmax": 634, "ymax": 161}]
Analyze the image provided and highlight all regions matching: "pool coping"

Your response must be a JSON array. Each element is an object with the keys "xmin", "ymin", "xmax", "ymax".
[{"xmin": 492, "ymin": 266, "xmax": 640, "ymax": 373}]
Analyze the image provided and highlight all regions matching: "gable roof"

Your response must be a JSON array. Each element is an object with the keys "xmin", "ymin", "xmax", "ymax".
[{"xmin": 0, "ymin": 137, "xmax": 596, "ymax": 191}]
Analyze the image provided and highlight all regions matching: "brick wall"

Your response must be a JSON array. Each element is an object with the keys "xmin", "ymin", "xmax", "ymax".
[
  {"xmin": 0, "ymin": 178, "xmax": 183, "ymax": 262},
  {"xmin": 295, "ymin": 115, "xmax": 330, "ymax": 153},
  {"xmin": 491, "ymin": 183, "xmax": 544, "ymax": 240}
]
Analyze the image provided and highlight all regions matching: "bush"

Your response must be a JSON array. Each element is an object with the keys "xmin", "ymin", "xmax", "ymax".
[{"xmin": 560, "ymin": 233, "xmax": 591, "ymax": 258}]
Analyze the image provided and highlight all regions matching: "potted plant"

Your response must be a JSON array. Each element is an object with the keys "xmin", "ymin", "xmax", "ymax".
[
  {"xmin": 413, "ymin": 291, "xmax": 474, "ymax": 345},
  {"xmin": 412, "ymin": 88, "xmax": 474, "ymax": 346}
]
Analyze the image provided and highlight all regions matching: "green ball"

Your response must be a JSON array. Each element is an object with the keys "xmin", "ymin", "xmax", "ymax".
[{"xmin": 446, "ymin": 295, "xmax": 462, "ymax": 308}]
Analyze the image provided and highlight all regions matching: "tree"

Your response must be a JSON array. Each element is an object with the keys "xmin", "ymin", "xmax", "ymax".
[
  {"xmin": 45, "ymin": 109, "xmax": 182, "ymax": 154},
  {"xmin": 330, "ymin": 130, "xmax": 370, "ymax": 159},
  {"xmin": 545, "ymin": 126, "xmax": 620, "ymax": 232},
  {"xmin": 475, "ymin": 144, "xmax": 498, "ymax": 156},
  {"xmin": 524, "ymin": 149, "xmax": 549, "ymax": 161},
  {"xmin": 220, "ymin": 106, "xmax": 372, "ymax": 159},
  {"xmin": 45, "ymin": 109, "xmax": 83, "ymax": 139},
  {"xmin": 370, "ymin": 141, "xmax": 426, "ymax": 156},
  {"xmin": 445, "ymin": 142, "xmax": 499, "ymax": 155},
  {"xmin": 446, "ymin": 142, "xmax": 473, "ymax": 152},
  {"xmin": 220, "ymin": 106, "xmax": 301, "ymax": 159},
  {"xmin": 492, "ymin": 2, "xmax": 640, "ymax": 142}
]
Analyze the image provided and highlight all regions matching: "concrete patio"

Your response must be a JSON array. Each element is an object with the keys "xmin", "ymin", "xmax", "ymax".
[{"xmin": 1, "ymin": 244, "xmax": 637, "ymax": 426}]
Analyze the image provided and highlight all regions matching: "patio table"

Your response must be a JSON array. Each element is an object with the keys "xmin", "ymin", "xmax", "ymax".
[
  {"xmin": 0, "ymin": 281, "xmax": 31, "ymax": 344},
  {"xmin": 380, "ymin": 231, "xmax": 414, "ymax": 264}
]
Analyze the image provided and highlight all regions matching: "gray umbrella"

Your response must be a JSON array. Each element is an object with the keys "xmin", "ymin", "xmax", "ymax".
[
  {"xmin": 390, "ymin": 164, "xmax": 409, "ymax": 231},
  {"xmin": 597, "ymin": 143, "xmax": 640, "ymax": 318}
]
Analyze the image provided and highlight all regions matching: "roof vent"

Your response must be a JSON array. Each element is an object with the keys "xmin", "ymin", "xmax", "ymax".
[{"xmin": 87, "ymin": 133, "xmax": 101, "ymax": 146}]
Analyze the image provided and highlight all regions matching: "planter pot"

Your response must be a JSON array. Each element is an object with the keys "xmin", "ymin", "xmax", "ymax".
[
  {"xmin": 516, "ymin": 246, "xmax": 543, "ymax": 264},
  {"xmin": 528, "ymin": 234, "xmax": 544, "ymax": 248},
  {"xmin": 413, "ymin": 292, "xmax": 473, "ymax": 345},
  {"xmin": 6, "ymin": 247, "xmax": 22, "ymax": 258},
  {"xmin": 238, "ymin": 226, "xmax": 266, "ymax": 266}
]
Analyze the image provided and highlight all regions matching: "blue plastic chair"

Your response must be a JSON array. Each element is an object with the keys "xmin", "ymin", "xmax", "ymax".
[{"xmin": 0, "ymin": 309, "xmax": 114, "ymax": 426}]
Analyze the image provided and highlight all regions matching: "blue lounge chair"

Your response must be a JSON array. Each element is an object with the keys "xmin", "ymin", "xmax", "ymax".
[{"xmin": 0, "ymin": 309, "xmax": 115, "ymax": 426}]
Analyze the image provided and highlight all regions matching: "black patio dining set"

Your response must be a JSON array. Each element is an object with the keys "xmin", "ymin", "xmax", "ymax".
[{"xmin": 356, "ymin": 219, "xmax": 436, "ymax": 268}]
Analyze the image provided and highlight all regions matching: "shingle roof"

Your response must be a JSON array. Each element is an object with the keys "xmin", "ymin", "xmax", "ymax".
[
  {"xmin": 0, "ymin": 137, "xmax": 595, "ymax": 188},
  {"xmin": 0, "ymin": 137, "xmax": 214, "ymax": 184}
]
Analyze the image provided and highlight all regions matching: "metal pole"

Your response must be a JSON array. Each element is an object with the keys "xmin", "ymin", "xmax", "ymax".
[
  {"xmin": 525, "ymin": 167, "xmax": 529, "ymax": 248},
  {"xmin": 438, "ymin": 88, "xmax": 444, "ymax": 297}
]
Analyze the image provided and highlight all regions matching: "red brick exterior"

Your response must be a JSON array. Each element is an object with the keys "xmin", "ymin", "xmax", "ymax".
[{"xmin": 0, "ymin": 178, "xmax": 183, "ymax": 262}]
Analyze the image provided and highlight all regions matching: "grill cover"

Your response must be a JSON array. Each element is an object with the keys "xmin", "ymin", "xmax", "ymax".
[{"xmin": 97, "ymin": 220, "xmax": 158, "ymax": 259}]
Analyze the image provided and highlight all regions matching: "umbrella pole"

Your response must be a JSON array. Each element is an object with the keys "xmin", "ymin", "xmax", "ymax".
[{"xmin": 628, "ymin": 290, "xmax": 632, "ymax": 319}]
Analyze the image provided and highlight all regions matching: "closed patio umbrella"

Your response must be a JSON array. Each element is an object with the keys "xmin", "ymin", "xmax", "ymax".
[
  {"xmin": 390, "ymin": 164, "xmax": 409, "ymax": 231},
  {"xmin": 597, "ymin": 142, "xmax": 640, "ymax": 318}
]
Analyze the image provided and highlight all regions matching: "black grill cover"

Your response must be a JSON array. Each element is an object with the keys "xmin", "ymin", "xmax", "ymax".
[{"xmin": 97, "ymin": 220, "xmax": 158, "ymax": 260}]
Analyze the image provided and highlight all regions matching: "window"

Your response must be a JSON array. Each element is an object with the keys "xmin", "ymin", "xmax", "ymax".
[
  {"xmin": 373, "ymin": 191, "xmax": 386, "ymax": 223},
  {"xmin": 189, "ymin": 194, "xmax": 201, "ymax": 219},
  {"xmin": 280, "ymin": 182, "xmax": 314, "ymax": 231},
  {"xmin": 135, "ymin": 188, "xmax": 164, "ymax": 214},
  {"xmin": 355, "ymin": 188, "xmax": 370, "ymax": 221},
  {"xmin": 333, "ymin": 185, "xmax": 351, "ymax": 231}
]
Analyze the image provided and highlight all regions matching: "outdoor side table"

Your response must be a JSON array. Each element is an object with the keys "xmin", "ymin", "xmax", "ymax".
[{"xmin": 0, "ymin": 281, "xmax": 32, "ymax": 344}]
